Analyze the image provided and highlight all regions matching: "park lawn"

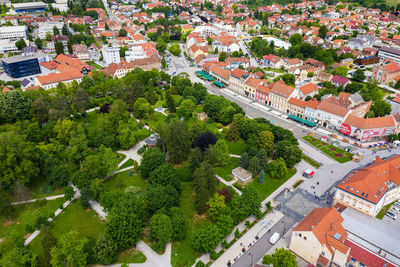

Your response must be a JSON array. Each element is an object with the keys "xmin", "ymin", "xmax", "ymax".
[
  {"xmin": 120, "ymin": 159, "xmax": 134, "ymax": 169},
  {"xmin": 247, "ymin": 169, "xmax": 297, "ymax": 200},
  {"xmin": 302, "ymin": 155, "xmax": 321, "ymax": 169},
  {"xmin": 136, "ymin": 127, "xmax": 151, "ymax": 140},
  {"xmin": 29, "ymin": 201, "xmax": 105, "ymax": 265},
  {"xmin": 87, "ymin": 60, "xmax": 103, "ymax": 69},
  {"xmin": 116, "ymin": 248, "xmax": 147, "ymax": 264},
  {"xmin": 215, "ymin": 157, "xmax": 239, "ymax": 182},
  {"xmin": 376, "ymin": 201, "xmax": 396, "ymax": 220},
  {"xmin": 226, "ymin": 138, "xmax": 246, "ymax": 155},
  {"xmin": 143, "ymin": 112, "xmax": 167, "ymax": 130},
  {"xmin": 176, "ymin": 162, "xmax": 192, "ymax": 182},
  {"xmin": 303, "ymin": 136, "xmax": 353, "ymax": 163},
  {"xmin": 22, "ymin": 175, "xmax": 65, "ymax": 201},
  {"xmin": 0, "ymin": 198, "xmax": 65, "ymax": 250},
  {"xmin": 155, "ymin": 91, "xmax": 166, "ymax": 108},
  {"xmin": 171, "ymin": 182, "xmax": 211, "ymax": 267},
  {"xmin": 104, "ymin": 171, "xmax": 147, "ymax": 192}
]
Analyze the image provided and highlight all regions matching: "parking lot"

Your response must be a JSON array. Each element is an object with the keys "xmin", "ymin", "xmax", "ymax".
[{"xmin": 382, "ymin": 202, "xmax": 400, "ymax": 227}]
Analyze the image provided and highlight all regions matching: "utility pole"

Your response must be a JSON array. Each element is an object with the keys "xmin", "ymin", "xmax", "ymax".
[{"xmin": 249, "ymin": 252, "xmax": 254, "ymax": 267}]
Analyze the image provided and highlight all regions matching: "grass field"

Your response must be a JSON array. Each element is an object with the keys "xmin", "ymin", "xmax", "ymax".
[
  {"xmin": 87, "ymin": 61, "xmax": 103, "ymax": 69},
  {"xmin": 120, "ymin": 159, "xmax": 134, "ymax": 169},
  {"xmin": 29, "ymin": 201, "xmax": 105, "ymax": 264},
  {"xmin": 303, "ymin": 136, "xmax": 353, "ymax": 163},
  {"xmin": 0, "ymin": 198, "xmax": 65, "ymax": 250},
  {"xmin": 116, "ymin": 248, "xmax": 147, "ymax": 264},
  {"xmin": 215, "ymin": 157, "xmax": 239, "ymax": 182},
  {"xmin": 171, "ymin": 182, "xmax": 211, "ymax": 267},
  {"xmin": 247, "ymin": 169, "xmax": 297, "ymax": 200},
  {"xmin": 104, "ymin": 171, "xmax": 147, "ymax": 192},
  {"xmin": 143, "ymin": 112, "xmax": 167, "ymax": 130},
  {"xmin": 226, "ymin": 138, "xmax": 246, "ymax": 155}
]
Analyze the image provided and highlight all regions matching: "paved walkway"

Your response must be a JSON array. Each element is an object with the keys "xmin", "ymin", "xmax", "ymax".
[
  {"xmin": 11, "ymin": 194, "xmax": 65, "ymax": 205},
  {"xmin": 216, "ymin": 175, "xmax": 242, "ymax": 195},
  {"xmin": 117, "ymin": 140, "xmax": 146, "ymax": 165},
  {"xmin": 298, "ymin": 140, "xmax": 335, "ymax": 166},
  {"xmin": 24, "ymin": 184, "xmax": 80, "ymax": 246},
  {"xmin": 103, "ymin": 241, "xmax": 172, "ymax": 267},
  {"xmin": 229, "ymin": 154, "xmax": 240, "ymax": 158}
]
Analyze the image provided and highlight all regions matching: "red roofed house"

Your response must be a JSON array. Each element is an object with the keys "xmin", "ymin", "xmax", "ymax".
[
  {"xmin": 268, "ymin": 82, "xmax": 300, "ymax": 113},
  {"xmin": 210, "ymin": 64, "xmax": 230, "ymax": 84},
  {"xmin": 35, "ymin": 70, "xmax": 83, "ymax": 90},
  {"xmin": 288, "ymin": 97, "xmax": 307, "ymax": 118},
  {"xmin": 229, "ymin": 68, "xmax": 250, "ymax": 94},
  {"xmin": 298, "ymin": 82, "xmax": 319, "ymax": 99},
  {"xmin": 289, "ymin": 207, "xmax": 350, "ymax": 267},
  {"xmin": 331, "ymin": 75, "xmax": 350, "ymax": 87},
  {"xmin": 372, "ymin": 60, "xmax": 400, "ymax": 84},
  {"xmin": 334, "ymin": 155, "xmax": 400, "ymax": 216}
]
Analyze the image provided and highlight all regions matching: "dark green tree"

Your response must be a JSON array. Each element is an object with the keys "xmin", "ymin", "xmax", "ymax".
[
  {"xmin": 149, "ymin": 163, "xmax": 181, "ymax": 192},
  {"xmin": 239, "ymin": 152, "xmax": 250, "ymax": 169},
  {"xmin": 318, "ymin": 25, "xmax": 329, "ymax": 39},
  {"xmin": 353, "ymin": 69, "xmax": 366, "ymax": 82},
  {"xmin": 94, "ymin": 234, "xmax": 117, "ymax": 265},
  {"xmin": 166, "ymin": 91, "xmax": 176, "ymax": 113},
  {"xmin": 41, "ymin": 226, "xmax": 57, "ymax": 267},
  {"xmin": 55, "ymin": 40, "xmax": 64, "ymax": 55},
  {"xmin": 150, "ymin": 213, "xmax": 173, "ymax": 250},
  {"xmin": 139, "ymin": 148, "xmax": 166, "ymax": 178},
  {"xmin": 146, "ymin": 184, "xmax": 179, "ymax": 213},
  {"xmin": 262, "ymin": 248, "xmax": 297, "ymax": 267},
  {"xmin": 15, "ymin": 38, "xmax": 27, "ymax": 50},
  {"xmin": 193, "ymin": 162, "xmax": 217, "ymax": 214},
  {"xmin": 169, "ymin": 207, "xmax": 186, "ymax": 241}
]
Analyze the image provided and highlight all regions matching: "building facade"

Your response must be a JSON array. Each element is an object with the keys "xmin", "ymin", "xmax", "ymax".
[
  {"xmin": 2, "ymin": 55, "xmax": 41, "ymax": 78},
  {"xmin": 102, "ymin": 44, "xmax": 121, "ymax": 66}
]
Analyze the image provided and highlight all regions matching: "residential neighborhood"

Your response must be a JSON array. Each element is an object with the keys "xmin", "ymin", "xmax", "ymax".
[{"xmin": 2, "ymin": 0, "xmax": 400, "ymax": 267}]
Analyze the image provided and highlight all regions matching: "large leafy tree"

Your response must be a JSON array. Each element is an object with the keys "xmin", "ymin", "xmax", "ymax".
[
  {"xmin": 50, "ymin": 231, "xmax": 88, "ymax": 267},
  {"xmin": 193, "ymin": 162, "xmax": 217, "ymax": 214},
  {"xmin": 169, "ymin": 207, "xmax": 186, "ymax": 241},
  {"xmin": 207, "ymin": 193, "xmax": 226, "ymax": 221},
  {"xmin": 192, "ymin": 225, "xmax": 222, "ymax": 253},
  {"xmin": 230, "ymin": 186, "xmax": 260, "ymax": 224},
  {"xmin": 133, "ymin": 97, "xmax": 152, "ymax": 118},
  {"xmin": 0, "ymin": 132, "xmax": 40, "ymax": 190},
  {"xmin": 158, "ymin": 120, "xmax": 191, "ymax": 164},
  {"xmin": 177, "ymin": 99, "xmax": 195, "ymax": 119},
  {"xmin": 106, "ymin": 194, "xmax": 147, "ymax": 249},
  {"xmin": 146, "ymin": 184, "xmax": 179, "ymax": 213},
  {"xmin": 0, "ymin": 90, "xmax": 32, "ymax": 124},
  {"xmin": 94, "ymin": 234, "xmax": 117, "ymax": 265},
  {"xmin": 139, "ymin": 148, "xmax": 166, "ymax": 178},
  {"xmin": 281, "ymin": 145, "xmax": 302, "ymax": 168},
  {"xmin": 269, "ymin": 158, "xmax": 288, "ymax": 179},
  {"xmin": 149, "ymin": 163, "xmax": 181, "ymax": 193},
  {"xmin": 150, "ymin": 213, "xmax": 173, "ymax": 250},
  {"xmin": 258, "ymin": 130, "xmax": 275, "ymax": 155},
  {"xmin": 262, "ymin": 248, "xmax": 297, "ymax": 267},
  {"xmin": 0, "ymin": 247, "xmax": 37, "ymax": 267}
]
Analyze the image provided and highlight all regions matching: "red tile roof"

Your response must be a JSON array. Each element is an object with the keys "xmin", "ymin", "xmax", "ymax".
[
  {"xmin": 318, "ymin": 100, "xmax": 350, "ymax": 118},
  {"xmin": 288, "ymin": 97, "xmax": 307, "ymax": 108},
  {"xmin": 342, "ymin": 114, "xmax": 396, "ymax": 130},
  {"xmin": 299, "ymin": 83, "xmax": 318, "ymax": 95},
  {"xmin": 294, "ymin": 207, "xmax": 349, "ymax": 255},
  {"xmin": 345, "ymin": 239, "xmax": 396, "ymax": 267},
  {"xmin": 37, "ymin": 70, "xmax": 82, "ymax": 86},
  {"xmin": 269, "ymin": 82, "xmax": 295, "ymax": 98}
]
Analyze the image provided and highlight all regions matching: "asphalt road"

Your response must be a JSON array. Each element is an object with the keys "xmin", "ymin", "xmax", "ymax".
[{"xmin": 232, "ymin": 216, "xmax": 297, "ymax": 267}]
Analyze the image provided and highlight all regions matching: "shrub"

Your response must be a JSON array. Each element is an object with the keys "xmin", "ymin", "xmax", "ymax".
[
  {"xmin": 195, "ymin": 261, "xmax": 205, "ymax": 267},
  {"xmin": 210, "ymin": 251, "xmax": 218, "ymax": 260},
  {"xmin": 35, "ymin": 215, "xmax": 49, "ymax": 229},
  {"xmin": 234, "ymin": 228, "xmax": 240, "ymax": 238},
  {"xmin": 25, "ymin": 224, "xmax": 35, "ymax": 233},
  {"xmin": 216, "ymin": 123, "xmax": 223, "ymax": 129},
  {"xmin": 266, "ymin": 201, "xmax": 272, "ymax": 210},
  {"xmin": 138, "ymin": 146, "xmax": 146, "ymax": 154},
  {"xmin": 245, "ymin": 220, "xmax": 250, "ymax": 227},
  {"xmin": 222, "ymin": 240, "xmax": 229, "ymax": 248}
]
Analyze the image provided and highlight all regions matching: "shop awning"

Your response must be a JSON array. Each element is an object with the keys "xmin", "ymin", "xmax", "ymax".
[
  {"xmin": 213, "ymin": 81, "xmax": 226, "ymax": 88},
  {"xmin": 288, "ymin": 114, "xmax": 316, "ymax": 127}
]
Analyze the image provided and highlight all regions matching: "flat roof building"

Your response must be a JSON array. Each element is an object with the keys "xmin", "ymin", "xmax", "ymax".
[
  {"xmin": 2, "ymin": 55, "xmax": 41, "ymax": 78},
  {"xmin": 0, "ymin": 25, "xmax": 27, "ymax": 41},
  {"xmin": 13, "ymin": 2, "xmax": 46, "ymax": 13}
]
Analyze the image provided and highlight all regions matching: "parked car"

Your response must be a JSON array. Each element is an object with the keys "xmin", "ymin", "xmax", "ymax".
[
  {"xmin": 303, "ymin": 169, "xmax": 315, "ymax": 178},
  {"xmin": 390, "ymin": 206, "xmax": 400, "ymax": 214},
  {"xmin": 269, "ymin": 232, "xmax": 281, "ymax": 245},
  {"xmin": 386, "ymin": 211, "xmax": 397, "ymax": 220},
  {"xmin": 393, "ymin": 201, "xmax": 400, "ymax": 208}
]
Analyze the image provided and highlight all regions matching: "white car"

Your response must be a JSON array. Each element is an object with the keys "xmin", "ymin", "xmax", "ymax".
[
  {"xmin": 386, "ymin": 212, "xmax": 397, "ymax": 220},
  {"xmin": 269, "ymin": 232, "xmax": 281, "ymax": 245}
]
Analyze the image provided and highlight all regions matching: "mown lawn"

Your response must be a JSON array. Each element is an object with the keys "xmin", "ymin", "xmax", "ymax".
[
  {"xmin": 87, "ymin": 60, "xmax": 103, "ymax": 69},
  {"xmin": 303, "ymin": 136, "xmax": 353, "ymax": 163},
  {"xmin": 226, "ymin": 138, "xmax": 246, "ymax": 155},
  {"xmin": 171, "ymin": 182, "xmax": 211, "ymax": 267},
  {"xmin": 104, "ymin": 171, "xmax": 147, "ymax": 192},
  {"xmin": 247, "ymin": 169, "xmax": 297, "ymax": 200},
  {"xmin": 29, "ymin": 201, "xmax": 105, "ymax": 265},
  {"xmin": 116, "ymin": 248, "xmax": 147, "ymax": 264},
  {"xmin": 143, "ymin": 112, "xmax": 167, "ymax": 130},
  {"xmin": 215, "ymin": 157, "xmax": 239, "ymax": 182},
  {"xmin": 120, "ymin": 159, "xmax": 134, "ymax": 169},
  {"xmin": 0, "ymin": 198, "xmax": 65, "ymax": 251},
  {"xmin": 176, "ymin": 162, "xmax": 192, "ymax": 182}
]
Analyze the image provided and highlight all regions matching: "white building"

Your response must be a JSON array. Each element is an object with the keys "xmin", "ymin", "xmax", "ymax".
[
  {"xmin": 333, "ymin": 155, "xmax": 400, "ymax": 217},
  {"xmin": 0, "ymin": 39, "xmax": 18, "ymax": 53},
  {"xmin": 125, "ymin": 45, "xmax": 146, "ymax": 62},
  {"xmin": 289, "ymin": 207, "xmax": 350, "ymax": 267},
  {"xmin": 0, "ymin": 25, "xmax": 27, "ymax": 40},
  {"xmin": 102, "ymin": 44, "xmax": 121, "ymax": 66},
  {"xmin": 38, "ymin": 22, "xmax": 63, "ymax": 39}
]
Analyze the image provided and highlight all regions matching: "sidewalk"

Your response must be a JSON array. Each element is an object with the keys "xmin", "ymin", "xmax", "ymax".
[
  {"xmin": 11, "ymin": 194, "xmax": 65, "ymax": 205},
  {"xmin": 216, "ymin": 175, "xmax": 241, "ymax": 195},
  {"xmin": 210, "ymin": 211, "xmax": 284, "ymax": 267}
]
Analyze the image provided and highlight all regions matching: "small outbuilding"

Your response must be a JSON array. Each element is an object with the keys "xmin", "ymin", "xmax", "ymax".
[
  {"xmin": 232, "ymin": 167, "xmax": 252, "ymax": 183},
  {"xmin": 144, "ymin": 134, "xmax": 158, "ymax": 147}
]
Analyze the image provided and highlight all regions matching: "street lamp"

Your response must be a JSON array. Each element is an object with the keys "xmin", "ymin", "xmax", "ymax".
[{"xmin": 248, "ymin": 252, "xmax": 254, "ymax": 267}]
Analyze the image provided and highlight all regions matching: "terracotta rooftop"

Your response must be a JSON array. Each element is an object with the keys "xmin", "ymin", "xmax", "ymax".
[
  {"xmin": 318, "ymin": 100, "xmax": 350, "ymax": 118},
  {"xmin": 342, "ymin": 114, "xmax": 396, "ymax": 130},
  {"xmin": 294, "ymin": 207, "xmax": 349, "ymax": 255},
  {"xmin": 269, "ymin": 82, "xmax": 295, "ymax": 98},
  {"xmin": 299, "ymin": 83, "xmax": 318, "ymax": 95},
  {"xmin": 337, "ymin": 155, "xmax": 400, "ymax": 204},
  {"xmin": 37, "ymin": 70, "xmax": 82, "ymax": 86}
]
